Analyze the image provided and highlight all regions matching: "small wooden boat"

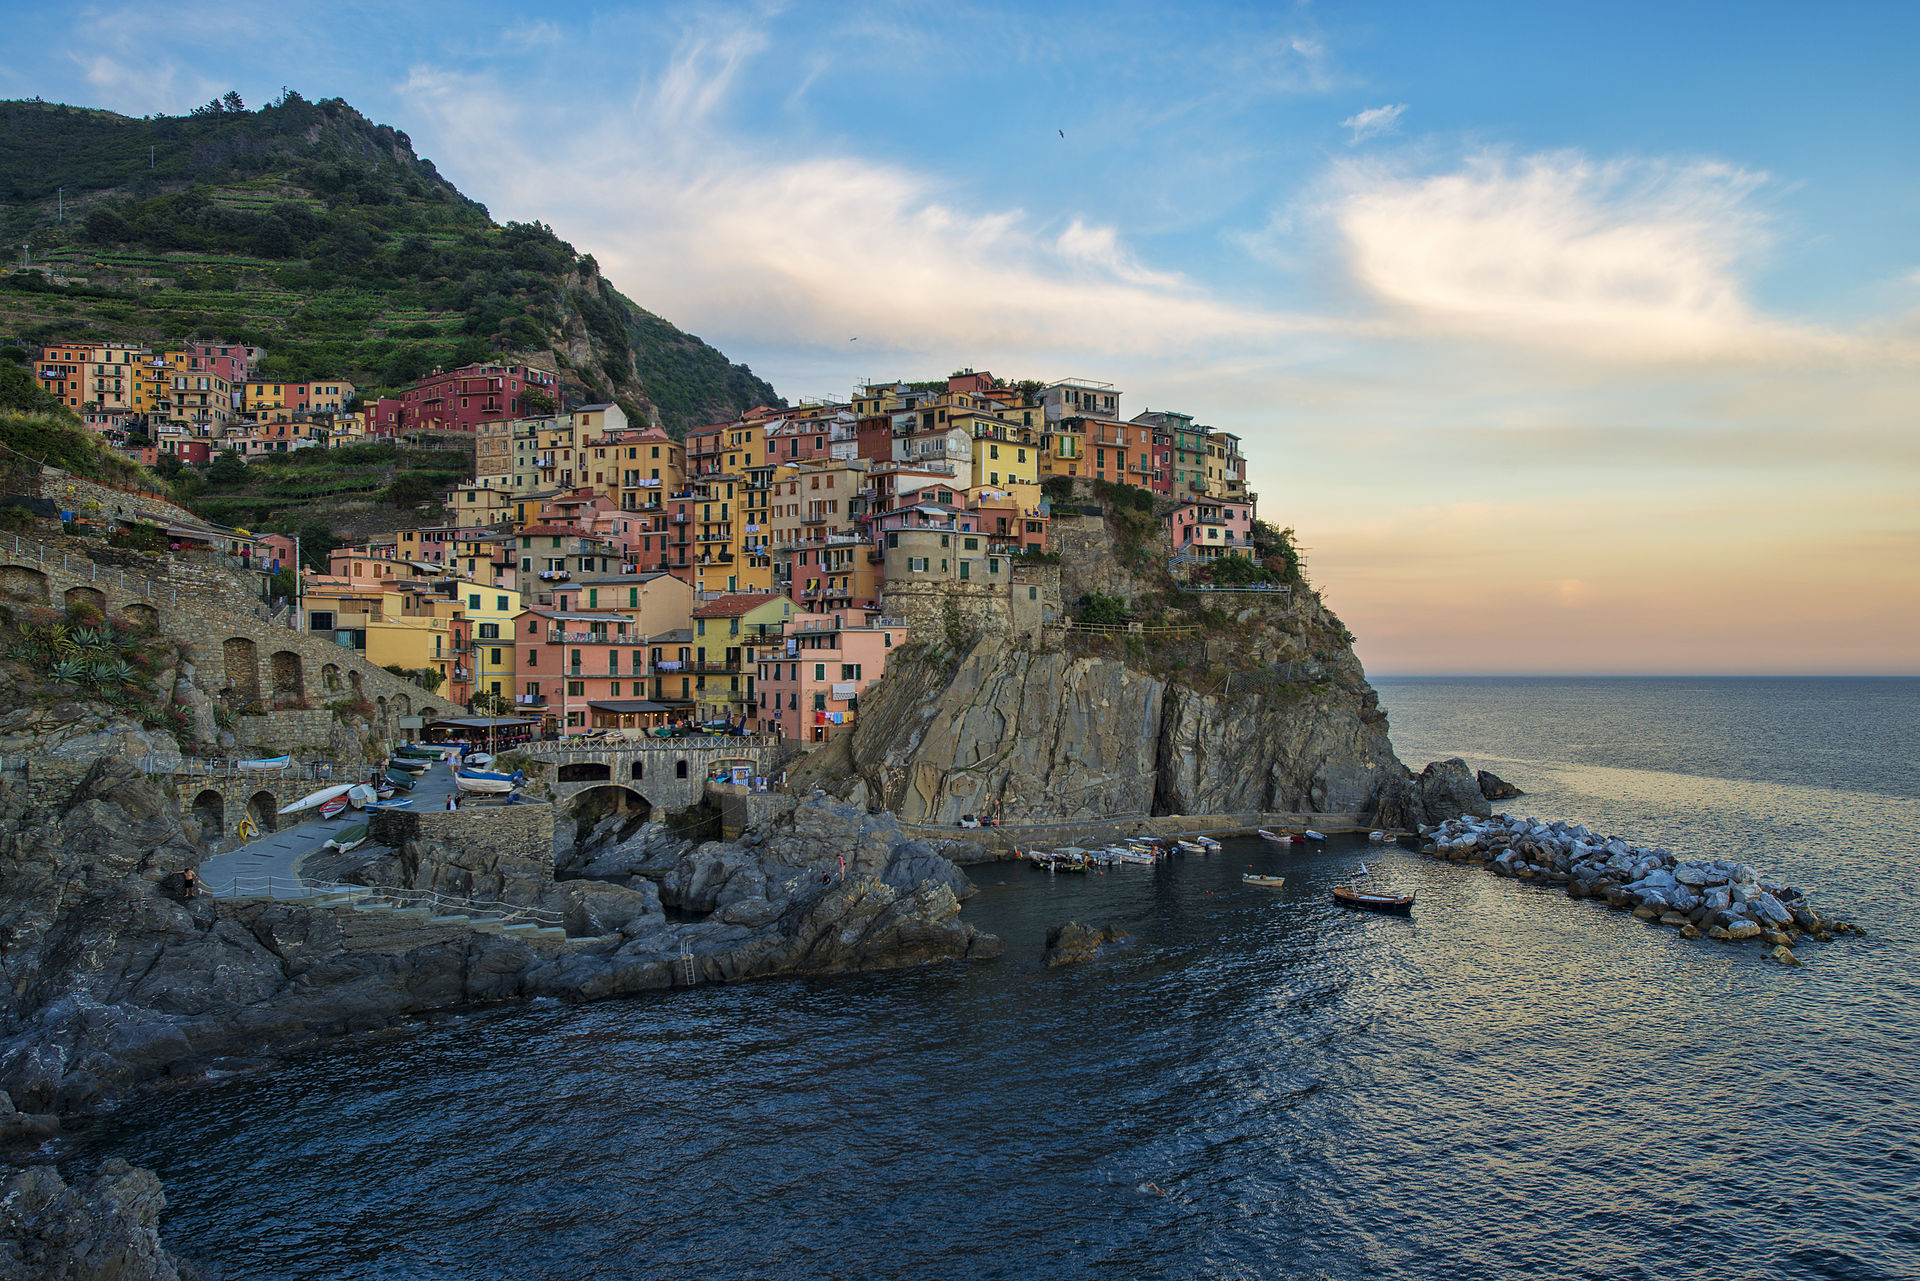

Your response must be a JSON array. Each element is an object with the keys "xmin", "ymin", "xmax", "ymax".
[
  {"xmin": 1242, "ymin": 873, "xmax": 1287, "ymax": 889},
  {"xmin": 1332, "ymin": 885, "xmax": 1415, "ymax": 916},
  {"xmin": 278, "ymin": 783, "xmax": 353, "ymax": 816},
  {"xmin": 1368, "ymin": 830, "xmax": 1394, "ymax": 842},
  {"xmin": 464, "ymin": 752, "xmax": 493, "ymax": 767},
  {"xmin": 386, "ymin": 757, "xmax": 429, "ymax": 774},
  {"xmin": 458, "ymin": 766, "xmax": 525, "ymax": 784},
  {"xmin": 1195, "ymin": 836, "xmax": 1222, "ymax": 852},
  {"xmin": 1175, "ymin": 840, "xmax": 1206, "ymax": 855},
  {"xmin": 454, "ymin": 772, "xmax": 515, "ymax": 795},
  {"xmin": 1258, "ymin": 829, "xmax": 1296, "ymax": 844},
  {"xmin": 235, "ymin": 754, "xmax": 291, "ymax": 772},
  {"xmin": 1303, "ymin": 830, "xmax": 1327, "ymax": 841},
  {"xmin": 318, "ymin": 796, "xmax": 350, "ymax": 820},
  {"xmin": 365, "ymin": 798, "xmax": 412, "ymax": 810},
  {"xmin": 383, "ymin": 769, "xmax": 417, "ymax": 791},
  {"xmin": 324, "ymin": 822, "xmax": 369, "ymax": 852},
  {"xmin": 347, "ymin": 784, "xmax": 378, "ymax": 809}
]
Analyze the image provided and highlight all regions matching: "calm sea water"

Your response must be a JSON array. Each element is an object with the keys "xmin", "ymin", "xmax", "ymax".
[{"xmin": 71, "ymin": 678, "xmax": 1920, "ymax": 1280}]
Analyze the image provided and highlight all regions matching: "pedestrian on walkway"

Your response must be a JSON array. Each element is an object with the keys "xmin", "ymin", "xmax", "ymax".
[{"xmin": 446, "ymin": 793, "xmax": 457, "ymax": 811}]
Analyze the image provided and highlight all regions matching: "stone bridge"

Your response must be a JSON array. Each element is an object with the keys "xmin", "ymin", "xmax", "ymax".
[
  {"xmin": 0, "ymin": 532, "xmax": 444, "ymax": 738},
  {"xmin": 514, "ymin": 736, "xmax": 789, "ymax": 821},
  {"xmin": 164, "ymin": 769, "xmax": 348, "ymax": 843}
]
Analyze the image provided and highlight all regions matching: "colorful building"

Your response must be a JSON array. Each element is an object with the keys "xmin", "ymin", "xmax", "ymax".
[{"xmin": 755, "ymin": 609, "xmax": 909, "ymax": 744}]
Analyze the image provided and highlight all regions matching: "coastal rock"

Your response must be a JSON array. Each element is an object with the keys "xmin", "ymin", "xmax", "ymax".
[
  {"xmin": 1042, "ymin": 921, "xmax": 1130, "ymax": 968},
  {"xmin": 0, "ymin": 1090, "xmax": 59, "ymax": 1147},
  {"xmin": 1476, "ymin": 770, "xmax": 1523, "ymax": 801},
  {"xmin": 1768, "ymin": 945, "xmax": 1803, "ymax": 967},
  {"xmin": 1724, "ymin": 921, "xmax": 1763, "ymax": 941},
  {"xmin": 0, "ymin": 1158, "xmax": 191, "ymax": 1281}
]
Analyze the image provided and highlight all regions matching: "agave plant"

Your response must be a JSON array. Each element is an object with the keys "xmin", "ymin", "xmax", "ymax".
[
  {"xmin": 45, "ymin": 623, "xmax": 78, "ymax": 661},
  {"xmin": 72, "ymin": 627, "xmax": 114, "ymax": 658},
  {"xmin": 89, "ymin": 657, "xmax": 138, "ymax": 687},
  {"xmin": 48, "ymin": 658, "xmax": 87, "ymax": 685}
]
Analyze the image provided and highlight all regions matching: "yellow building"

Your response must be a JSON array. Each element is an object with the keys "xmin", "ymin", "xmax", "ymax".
[
  {"xmin": 959, "ymin": 411, "xmax": 1038, "ymax": 490},
  {"xmin": 452, "ymin": 580, "xmax": 522, "ymax": 705}
]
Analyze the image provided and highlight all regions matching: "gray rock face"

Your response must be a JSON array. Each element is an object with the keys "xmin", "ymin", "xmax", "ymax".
[
  {"xmin": 0, "ymin": 1158, "xmax": 191, "ymax": 1281},
  {"xmin": 1476, "ymin": 770, "xmax": 1523, "ymax": 800},
  {"xmin": 822, "ymin": 627, "xmax": 1402, "ymax": 827}
]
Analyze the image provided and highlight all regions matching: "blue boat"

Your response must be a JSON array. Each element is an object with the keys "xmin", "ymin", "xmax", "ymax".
[{"xmin": 458, "ymin": 767, "xmax": 526, "ymax": 784}]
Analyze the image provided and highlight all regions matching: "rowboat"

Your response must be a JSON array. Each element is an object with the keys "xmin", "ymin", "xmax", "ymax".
[
  {"xmin": 324, "ymin": 822, "xmax": 369, "ymax": 853},
  {"xmin": 1195, "ymin": 836, "xmax": 1222, "ymax": 852},
  {"xmin": 346, "ymin": 784, "xmax": 378, "ymax": 809},
  {"xmin": 1242, "ymin": 873, "xmax": 1287, "ymax": 889},
  {"xmin": 454, "ymin": 772, "xmax": 516, "ymax": 795},
  {"xmin": 318, "ymin": 796, "xmax": 349, "ymax": 820},
  {"xmin": 1258, "ymin": 829, "xmax": 1297, "ymax": 844},
  {"xmin": 1303, "ymin": 830, "xmax": 1327, "ymax": 841},
  {"xmin": 1114, "ymin": 847, "xmax": 1159, "ymax": 865},
  {"xmin": 1175, "ymin": 840, "xmax": 1206, "ymax": 855},
  {"xmin": 1368, "ymin": 830, "xmax": 1393, "ymax": 842},
  {"xmin": 1332, "ymin": 885, "xmax": 1415, "ymax": 916},
  {"xmin": 464, "ymin": 752, "xmax": 493, "ymax": 767},
  {"xmin": 383, "ymin": 769, "xmax": 417, "ymax": 791},
  {"xmin": 278, "ymin": 783, "xmax": 353, "ymax": 816},
  {"xmin": 457, "ymin": 767, "xmax": 525, "ymax": 784},
  {"xmin": 386, "ymin": 757, "xmax": 429, "ymax": 774},
  {"xmin": 235, "ymin": 754, "xmax": 290, "ymax": 771},
  {"xmin": 365, "ymin": 798, "xmax": 412, "ymax": 810}
]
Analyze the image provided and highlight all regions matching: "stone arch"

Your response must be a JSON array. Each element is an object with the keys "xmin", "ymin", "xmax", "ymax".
[
  {"xmin": 393, "ymin": 693, "xmax": 411, "ymax": 716},
  {"xmin": 245, "ymin": 789, "xmax": 279, "ymax": 835},
  {"xmin": 190, "ymin": 789, "xmax": 224, "ymax": 840},
  {"xmin": 559, "ymin": 761, "xmax": 611, "ymax": 783},
  {"xmin": 0, "ymin": 565, "xmax": 49, "ymax": 603},
  {"xmin": 675, "ymin": 758, "xmax": 689, "ymax": 779},
  {"xmin": 375, "ymin": 695, "xmax": 388, "ymax": 722},
  {"xmin": 122, "ymin": 602, "xmax": 159, "ymax": 631},
  {"xmin": 223, "ymin": 637, "xmax": 259, "ymax": 700},
  {"xmin": 349, "ymin": 669, "xmax": 363, "ymax": 695},
  {"xmin": 419, "ymin": 706, "xmax": 437, "ymax": 720},
  {"xmin": 64, "ymin": 585, "xmax": 106, "ymax": 615},
  {"xmin": 568, "ymin": 784, "xmax": 651, "ymax": 824},
  {"xmin": 269, "ymin": 650, "xmax": 304, "ymax": 701},
  {"xmin": 629, "ymin": 760, "xmax": 644, "ymax": 781},
  {"xmin": 321, "ymin": 663, "xmax": 341, "ymax": 693}
]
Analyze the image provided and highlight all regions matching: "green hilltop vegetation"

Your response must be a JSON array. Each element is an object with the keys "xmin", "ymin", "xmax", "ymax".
[{"xmin": 0, "ymin": 92, "xmax": 782, "ymax": 433}]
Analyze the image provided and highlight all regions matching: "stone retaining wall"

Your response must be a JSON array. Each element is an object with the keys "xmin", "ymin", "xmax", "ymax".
[{"xmin": 370, "ymin": 802, "xmax": 557, "ymax": 906}]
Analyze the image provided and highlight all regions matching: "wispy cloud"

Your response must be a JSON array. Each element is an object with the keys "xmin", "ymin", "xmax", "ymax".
[{"xmin": 1341, "ymin": 103, "xmax": 1406, "ymax": 143}]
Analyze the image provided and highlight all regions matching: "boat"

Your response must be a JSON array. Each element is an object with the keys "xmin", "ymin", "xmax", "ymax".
[
  {"xmin": 1175, "ymin": 840, "xmax": 1206, "ymax": 855},
  {"xmin": 1303, "ymin": 830, "xmax": 1327, "ymax": 841},
  {"xmin": 393, "ymin": 745, "xmax": 441, "ymax": 759},
  {"xmin": 1051, "ymin": 847, "xmax": 1090, "ymax": 873},
  {"xmin": 1195, "ymin": 836, "xmax": 1222, "ymax": 852},
  {"xmin": 365, "ymin": 799, "xmax": 412, "ymax": 810},
  {"xmin": 318, "ymin": 796, "xmax": 350, "ymax": 820},
  {"xmin": 383, "ymin": 769, "xmax": 418, "ymax": 791},
  {"xmin": 1368, "ymin": 830, "xmax": 1393, "ymax": 842},
  {"xmin": 454, "ymin": 772, "xmax": 516, "ymax": 795},
  {"xmin": 1114, "ymin": 846, "xmax": 1159, "ymax": 865},
  {"xmin": 464, "ymin": 752, "xmax": 494, "ymax": 767},
  {"xmin": 235, "ymin": 754, "xmax": 290, "ymax": 772},
  {"xmin": 1257, "ymin": 829, "xmax": 1296, "ymax": 844},
  {"xmin": 1332, "ymin": 885, "xmax": 1415, "ymax": 916},
  {"xmin": 1242, "ymin": 873, "xmax": 1287, "ymax": 889},
  {"xmin": 324, "ymin": 822, "xmax": 369, "ymax": 853},
  {"xmin": 346, "ymin": 784, "xmax": 378, "ymax": 809},
  {"xmin": 386, "ymin": 757, "xmax": 429, "ymax": 774},
  {"xmin": 278, "ymin": 783, "xmax": 354, "ymax": 816},
  {"xmin": 457, "ymin": 767, "xmax": 526, "ymax": 785}
]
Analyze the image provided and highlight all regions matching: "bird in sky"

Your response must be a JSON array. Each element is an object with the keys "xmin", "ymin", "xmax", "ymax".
[
  {"xmin": 849, "ymin": 336, "xmax": 858, "ymax": 342},
  {"xmin": 1058, "ymin": 129, "xmax": 1065, "ymax": 138}
]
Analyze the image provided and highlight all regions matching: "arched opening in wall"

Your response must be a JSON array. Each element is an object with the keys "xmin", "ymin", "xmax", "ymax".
[
  {"xmin": 629, "ymin": 761, "xmax": 644, "ymax": 780},
  {"xmin": 0, "ymin": 565, "xmax": 49, "ymax": 603},
  {"xmin": 63, "ymin": 585, "xmax": 106, "ymax": 617},
  {"xmin": 321, "ymin": 663, "xmax": 341, "ymax": 693},
  {"xmin": 566, "ymin": 785, "xmax": 654, "ymax": 855},
  {"xmin": 190, "ymin": 789, "xmax": 224, "ymax": 842},
  {"xmin": 269, "ymin": 650, "xmax": 304, "ymax": 704},
  {"xmin": 349, "ymin": 669, "xmax": 363, "ymax": 695},
  {"xmin": 245, "ymin": 789, "xmax": 279, "ymax": 835},
  {"xmin": 223, "ymin": 638, "xmax": 260, "ymax": 702},
  {"xmin": 376, "ymin": 696, "xmax": 388, "ymax": 724},
  {"xmin": 394, "ymin": 694, "xmax": 411, "ymax": 716},
  {"xmin": 558, "ymin": 762, "xmax": 611, "ymax": 783},
  {"xmin": 675, "ymin": 759, "xmax": 689, "ymax": 779},
  {"xmin": 121, "ymin": 602, "xmax": 159, "ymax": 632}
]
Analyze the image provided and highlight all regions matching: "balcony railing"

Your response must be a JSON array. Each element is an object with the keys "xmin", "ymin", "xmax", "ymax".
[{"xmin": 549, "ymin": 629, "xmax": 638, "ymax": 643}]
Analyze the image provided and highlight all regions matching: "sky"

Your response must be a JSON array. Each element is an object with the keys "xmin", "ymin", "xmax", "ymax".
[{"xmin": 5, "ymin": 0, "xmax": 1917, "ymax": 675}]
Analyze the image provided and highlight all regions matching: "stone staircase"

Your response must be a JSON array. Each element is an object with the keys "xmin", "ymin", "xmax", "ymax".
[{"xmin": 311, "ymin": 888, "xmax": 573, "ymax": 945}]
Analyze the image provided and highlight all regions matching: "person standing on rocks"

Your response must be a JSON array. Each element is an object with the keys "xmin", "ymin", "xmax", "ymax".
[{"xmin": 181, "ymin": 867, "xmax": 198, "ymax": 900}]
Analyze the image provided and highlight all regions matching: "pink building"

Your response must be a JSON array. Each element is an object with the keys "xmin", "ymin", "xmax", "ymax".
[
  {"xmin": 1165, "ymin": 498, "xmax": 1255, "ymax": 560},
  {"xmin": 390, "ymin": 364, "xmax": 559, "ymax": 434},
  {"xmin": 766, "ymin": 416, "xmax": 831, "ymax": 463},
  {"xmin": 755, "ymin": 609, "xmax": 908, "ymax": 744},
  {"xmin": 513, "ymin": 608, "xmax": 651, "ymax": 735}
]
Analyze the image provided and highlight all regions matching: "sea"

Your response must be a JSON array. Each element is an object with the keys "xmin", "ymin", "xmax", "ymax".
[{"xmin": 67, "ymin": 677, "xmax": 1920, "ymax": 1280}]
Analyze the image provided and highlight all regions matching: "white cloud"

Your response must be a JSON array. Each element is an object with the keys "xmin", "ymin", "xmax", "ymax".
[
  {"xmin": 1340, "ymin": 103, "xmax": 1406, "ymax": 143},
  {"xmin": 1325, "ymin": 150, "xmax": 1892, "ymax": 364}
]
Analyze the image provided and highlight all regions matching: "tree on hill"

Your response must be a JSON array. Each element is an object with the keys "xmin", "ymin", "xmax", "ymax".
[{"xmin": 206, "ymin": 449, "xmax": 247, "ymax": 486}]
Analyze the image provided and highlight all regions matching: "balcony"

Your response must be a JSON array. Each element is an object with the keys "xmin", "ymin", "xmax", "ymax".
[{"xmin": 549, "ymin": 629, "xmax": 637, "ymax": 643}]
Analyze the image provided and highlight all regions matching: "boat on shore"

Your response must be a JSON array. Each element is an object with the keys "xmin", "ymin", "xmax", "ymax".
[
  {"xmin": 365, "ymin": 798, "xmax": 411, "ymax": 810},
  {"xmin": 323, "ymin": 823, "xmax": 369, "ymax": 853},
  {"xmin": 318, "ymin": 796, "xmax": 349, "ymax": 820},
  {"xmin": 236, "ymin": 755, "xmax": 290, "ymax": 772},
  {"xmin": 1242, "ymin": 873, "xmax": 1287, "ymax": 889},
  {"xmin": 1332, "ymin": 885, "xmax": 1415, "ymax": 916},
  {"xmin": 458, "ymin": 766, "xmax": 526, "ymax": 785},
  {"xmin": 278, "ymin": 783, "xmax": 353, "ymax": 816},
  {"xmin": 386, "ymin": 757, "xmax": 429, "ymax": 774},
  {"xmin": 454, "ymin": 772, "xmax": 516, "ymax": 795},
  {"xmin": 383, "ymin": 769, "xmax": 417, "ymax": 791}
]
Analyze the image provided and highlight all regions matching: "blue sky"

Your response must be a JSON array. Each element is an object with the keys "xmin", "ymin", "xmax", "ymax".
[{"xmin": 6, "ymin": 1, "xmax": 1917, "ymax": 672}]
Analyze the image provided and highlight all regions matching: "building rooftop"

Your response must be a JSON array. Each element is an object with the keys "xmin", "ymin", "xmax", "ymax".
[{"xmin": 693, "ymin": 593, "xmax": 788, "ymax": 618}]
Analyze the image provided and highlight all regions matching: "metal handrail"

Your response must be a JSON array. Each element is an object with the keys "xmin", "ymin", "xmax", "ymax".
[
  {"xmin": 138, "ymin": 754, "xmax": 340, "ymax": 780},
  {"xmin": 518, "ymin": 735, "xmax": 782, "ymax": 761}
]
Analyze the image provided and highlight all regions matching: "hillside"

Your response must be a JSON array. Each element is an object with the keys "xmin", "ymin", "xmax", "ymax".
[{"xmin": 0, "ymin": 93, "xmax": 782, "ymax": 432}]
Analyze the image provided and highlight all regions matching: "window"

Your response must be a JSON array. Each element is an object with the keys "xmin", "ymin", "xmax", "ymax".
[
  {"xmin": 841, "ymin": 663, "xmax": 861, "ymax": 680},
  {"xmin": 478, "ymin": 623, "xmax": 500, "ymax": 640},
  {"xmin": 610, "ymin": 681, "xmax": 621, "ymax": 696},
  {"xmin": 909, "ymin": 556, "xmax": 927, "ymax": 573},
  {"xmin": 887, "ymin": 531, "xmax": 898, "ymax": 548},
  {"xmin": 964, "ymin": 537, "xmax": 978, "ymax": 551},
  {"xmin": 989, "ymin": 558, "xmax": 1000, "ymax": 574},
  {"xmin": 496, "ymin": 596, "xmax": 508, "ymax": 611},
  {"xmin": 633, "ymin": 650, "xmax": 645, "ymax": 673},
  {"xmin": 567, "ymin": 681, "xmax": 585, "ymax": 696},
  {"xmin": 696, "ymin": 619, "xmax": 706, "ymax": 636},
  {"xmin": 959, "ymin": 561, "xmax": 970, "ymax": 581},
  {"xmin": 1029, "ymin": 587, "xmax": 1038, "ymax": 601},
  {"xmin": 941, "ymin": 534, "xmax": 950, "ymax": 548},
  {"xmin": 526, "ymin": 649, "xmax": 538, "ymax": 667},
  {"xmin": 814, "ymin": 663, "xmax": 826, "ymax": 680},
  {"xmin": 490, "ymin": 647, "xmax": 503, "ymax": 664},
  {"xmin": 813, "ymin": 691, "xmax": 827, "ymax": 711}
]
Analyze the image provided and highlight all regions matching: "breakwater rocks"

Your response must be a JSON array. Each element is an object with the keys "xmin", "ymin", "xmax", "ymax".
[
  {"xmin": 1042, "ymin": 921, "xmax": 1130, "ymax": 968},
  {"xmin": 0, "ymin": 1157, "xmax": 193, "ymax": 1281},
  {"xmin": 1422, "ymin": 815, "xmax": 1855, "ymax": 963}
]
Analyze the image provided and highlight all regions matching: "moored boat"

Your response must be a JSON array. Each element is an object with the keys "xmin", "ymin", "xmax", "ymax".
[
  {"xmin": 1195, "ymin": 836, "xmax": 1222, "ymax": 852},
  {"xmin": 278, "ymin": 783, "xmax": 353, "ymax": 816},
  {"xmin": 1332, "ymin": 885, "xmax": 1415, "ymax": 916},
  {"xmin": 1303, "ymin": 830, "xmax": 1327, "ymax": 841},
  {"xmin": 1242, "ymin": 873, "xmax": 1287, "ymax": 889},
  {"xmin": 1257, "ymin": 829, "xmax": 1296, "ymax": 844},
  {"xmin": 1175, "ymin": 840, "xmax": 1206, "ymax": 855}
]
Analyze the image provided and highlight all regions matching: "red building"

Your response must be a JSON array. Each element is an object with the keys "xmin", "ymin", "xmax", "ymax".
[{"xmin": 389, "ymin": 364, "xmax": 559, "ymax": 433}]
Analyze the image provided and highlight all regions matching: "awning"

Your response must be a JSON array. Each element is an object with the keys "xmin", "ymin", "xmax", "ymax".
[
  {"xmin": 587, "ymin": 700, "xmax": 671, "ymax": 714},
  {"xmin": 427, "ymin": 716, "xmax": 537, "ymax": 728}
]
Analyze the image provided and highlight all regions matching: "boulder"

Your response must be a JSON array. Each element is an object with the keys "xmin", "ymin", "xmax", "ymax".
[
  {"xmin": 1476, "ymin": 770, "xmax": 1523, "ymax": 801},
  {"xmin": 0, "ymin": 1158, "xmax": 190, "ymax": 1280},
  {"xmin": 1768, "ymin": 945, "xmax": 1803, "ymax": 967},
  {"xmin": 1679, "ymin": 924, "xmax": 1702, "ymax": 939},
  {"xmin": 1724, "ymin": 921, "xmax": 1763, "ymax": 941},
  {"xmin": 1707, "ymin": 926, "xmax": 1733, "ymax": 941},
  {"xmin": 1042, "ymin": 921, "xmax": 1130, "ymax": 968}
]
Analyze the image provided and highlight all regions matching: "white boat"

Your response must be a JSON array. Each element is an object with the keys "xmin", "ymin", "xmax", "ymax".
[
  {"xmin": 1175, "ymin": 840, "xmax": 1205, "ymax": 855},
  {"xmin": 347, "ymin": 784, "xmax": 378, "ymax": 809},
  {"xmin": 365, "ymin": 798, "xmax": 412, "ymax": 810},
  {"xmin": 235, "ymin": 755, "xmax": 290, "ymax": 772},
  {"xmin": 454, "ymin": 772, "xmax": 515, "ymax": 794},
  {"xmin": 1195, "ymin": 836, "xmax": 1222, "ymax": 851},
  {"xmin": 278, "ymin": 783, "xmax": 354, "ymax": 816},
  {"xmin": 1258, "ymin": 829, "xmax": 1296, "ymax": 844},
  {"xmin": 1303, "ymin": 830, "xmax": 1327, "ymax": 841},
  {"xmin": 464, "ymin": 752, "xmax": 493, "ymax": 767},
  {"xmin": 1242, "ymin": 873, "xmax": 1287, "ymax": 889},
  {"xmin": 324, "ymin": 822, "xmax": 369, "ymax": 852},
  {"xmin": 1368, "ymin": 830, "xmax": 1391, "ymax": 842},
  {"xmin": 1114, "ymin": 847, "xmax": 1158, "ymax": 865}
]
